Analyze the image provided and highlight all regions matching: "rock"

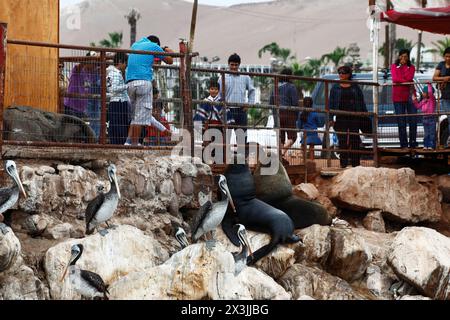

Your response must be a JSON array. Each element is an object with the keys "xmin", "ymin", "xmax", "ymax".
[
  {"xmin": 297, "ymin": 295, "xmax": 315, "ymax": 300},
  {"xmin": 363, "ymin": 210, "xmax": 386, "ymax": 233},
  {"xmin": 325, "ymin": 228, "xmax": 372, "ymax": 282},
  {"xmin": 387, "ymin": 227, "xmax": 450, "ymax": 300},
  {"xmin": 316, "ymin": 195, "xmax": 338, "ymax": 218},
  {"xmin": 43, "ymin": 223, "xmax": 74, "ymax": 240},
  {"xmin": 181, "ymin": 177, "xmax": 194, "ymax": 195},
  {"xmin": 36, "ymin": 165, "xmax": 56, "ymax": 176},
  {"xmin": 279, "ymin": 263, "xmax": 368, "ymax": 300},
  {"xmin": 365, "ymin": 264, "xmax": 395, "ymax": 298},
  {"xmin": 44, "ymin": 225, "xmax": 169, "ymax": 300},
  {"xmin": 23, "ymin": 214, "xmax": 48, "ymax": 236},
  {"xmin": 329, "ymin": 167, "xmax": 442, "ymax": 223},
  {"xmin": 293, "ymin": 183, "xmax": 320, "ymax": 200},
  {"xmin": 4, "ymin": 105, "xmax": 96, "ymax": 143},
  {"xmin": 399, "ymin": 295, "xmax": 432, "ymax": 300},
  {"xmin": 0, "ymin": 264, "xmax": 49, "ymax": 300},
  {"xmin": 351, "ymin": 228, "xmax": 396, "ymax": 267},
  {"xmin": 437, "ymin": 174, "xmax": 450, "ymax": 203},
  {"xmin": 109, "ymin": 242, "xmax": 290, "ymax": 300},
  {"xmin": 173, "ymin": 172, "xmax": 182, "ymax": 195},
  {"xmin": 0, "ymin": 225, "xmax": 21, "ymax": 272},
  {"xmin": 293, "ymin": 225, "xmax": 331, "ymax": 267}
]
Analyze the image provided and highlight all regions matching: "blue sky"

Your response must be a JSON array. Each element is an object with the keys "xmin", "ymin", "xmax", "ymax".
[{"xmin": 60, "ymin": 0, "xmax": 272, "ymax": 8}]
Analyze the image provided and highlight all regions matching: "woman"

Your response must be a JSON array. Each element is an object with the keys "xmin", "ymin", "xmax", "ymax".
[
  {"xmin": 391, "ymin": 49, "xmax": 417, "ymax": 149},
  {"xmin": 432, "ymin": 46, "xmax": 450, "ymax": 147},
  {"xmin": 329, "ymin": 65, "xmax": 369, "ymax": 168},
  {"xmin": 269, "ymin": 67, "xmax": 300, "ymax": 161}
]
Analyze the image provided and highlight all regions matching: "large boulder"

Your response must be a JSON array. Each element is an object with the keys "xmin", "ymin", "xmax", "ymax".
[
  {"xmin": 329, "ymin": 167, "xmax": 442, "ymax": 223},
  {"xmin": 387, "ymin": 227, "xmax": 450, "ymax": 300},
  {"xmin": 0, "ymin": 225, "xmax": 21, "ymax": 272},
  {"xmin": 436, "ymin": 174, "xmax": 450, "ymax": 203},
  {"xmin": 4, "ymin": 105, "xmax": 96, "ymax": 143},
  {"xmin": 293, "ymin": 224, "xmax": 332, "ymax": 267},
  {"xmin": 44, "ymin": 225, "xmax": 169, "ymax": 300},
  {"xmin": 325, "ymin": 228, "xmax": 372, "ymax": 282},
  {"xmin": 279, "ymin": 263, "xmax": 370, "ymax": 300},
  {"xmin": 108, "ymin": 242, "xmax": 290, "ymax": 300}
]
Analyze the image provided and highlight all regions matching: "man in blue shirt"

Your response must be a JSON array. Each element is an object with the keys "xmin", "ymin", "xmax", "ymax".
[{"xmin": 124, "ymin": 35, "xmax": 174, "ymax": 146}]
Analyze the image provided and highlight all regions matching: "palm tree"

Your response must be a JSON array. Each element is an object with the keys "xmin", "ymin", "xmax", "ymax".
[
  {"xmin": 258, "ymin": 42, "xmax": 295, "ymax": 67},
  {"xmin": 99, "ymin": 32, "xmax": 123, "ymax": 48},
  {"xmin": 321, "ymin": 46, "xmax": 348, "ymax": 68},
  {"xmin": 125, "ymin": 8, "xmax": 141, "ymax": 47},
  {"xmin": 429, "ymin": 38, "xmax": 450, "ymax": 56},
  {"xmin": 395, "ymin": 38, "xmax": 414, "ymax": 52}
]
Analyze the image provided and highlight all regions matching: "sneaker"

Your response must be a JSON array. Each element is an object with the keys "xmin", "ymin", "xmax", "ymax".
[{"xmin": 124, "ymin": 142, "xmax": 131, "ymax": 146}]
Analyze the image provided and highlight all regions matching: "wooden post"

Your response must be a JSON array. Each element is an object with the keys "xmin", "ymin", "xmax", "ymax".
[
  {"xmin": 0, "ymin": 22, "xmax": 7, "ymax": 158},
  {"xmin": 416, "ymin": 0, "xmax": 427, "ymax": 70},
  {"xmin": 324, "ymin": 82, "xmax": 331, "ymax": 167}
]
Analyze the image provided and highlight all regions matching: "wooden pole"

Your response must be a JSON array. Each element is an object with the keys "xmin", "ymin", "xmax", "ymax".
[{"xmin": 0, "ymin": 23, "xmax": 7, "ymax": 158}]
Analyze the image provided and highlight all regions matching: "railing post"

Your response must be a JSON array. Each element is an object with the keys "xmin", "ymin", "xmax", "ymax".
[
  {"xmin": 324, "ymin": 81, "xmax": 331, "ymax": 167},
  {"xmin": 99, "ymin": 51, "xmax": 107, "ymax": 145},
  {"xmin": 0, "ymin": 23, "xmax": 7, "ymax": 158},
  {"xmin": 373, "ymin": 84, "xmax": 379, "ymax": 167},
  {"xmin": 221, "ymin": 70, "xmax": 228, "ymax": 163},
  {"xmin": 179, "ymin": 40, "xmax": 194, "ymax": 157},
  {"xmin": 274, "ymin": 76, "xmax": 281, "ymax": 161}
]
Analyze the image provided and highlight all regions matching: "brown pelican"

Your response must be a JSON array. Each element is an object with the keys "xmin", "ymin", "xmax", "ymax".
[
  {"xmin": 85, "ymin": 164, "xmax": 121, "ymax": 236},
  {"xmin": 175, "ymin": 227, "xmax": 189, "ymax": 249},
  {"xmin": 193, "ymin": 175, "xmax": 235, "ymax": 242},
  {"xmin": 0, "ymin": 160, "xmax": 27, "ymax": 234},
  {"xmin": 60, "ymin": 244, "xmax": 109, "ymax": 300},
  {"xmin": 232, "ymin": 224, "xmax": 253, "ymax": 276}
]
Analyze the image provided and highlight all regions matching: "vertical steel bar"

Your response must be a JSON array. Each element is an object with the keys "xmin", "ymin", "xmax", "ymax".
[
  {"xmin": 274, "ymin": 76, "xmax": 281, "ymax": 161},
  {"xmin": 179, "ymin": 41, "xmax": 186, "ymax": 132},
  {"xmin": 221, "ymin": 70, "xmax": 227, "ymax": 161},
  {"xmin": 373, "ymin": 84, "xmax": 379, "ymax": 167},
  {"xmin": 324, "ymin": 81, "xmax": 331, "ymax": 167},
  {"xmin": 0, "ymin": 23, "xmax": 7, "ymax": 158},
  {"xmin": 99, "ymin": 50, "xmax": 107, "ymax": 145},
  {"xmin": 185, "ymin": 45, "xmax": 194, "ymax": 157}
]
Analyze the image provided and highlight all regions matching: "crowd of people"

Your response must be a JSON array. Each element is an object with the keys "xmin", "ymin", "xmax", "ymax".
[{"xmin": 60, "ymin": 38, "xmax": 450, "ymax": 166}]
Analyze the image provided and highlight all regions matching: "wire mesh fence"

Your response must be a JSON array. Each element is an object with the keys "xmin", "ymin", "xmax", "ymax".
[{"xmin": 1, "ymin": 39, "xmax": 449, "ymax": 171}]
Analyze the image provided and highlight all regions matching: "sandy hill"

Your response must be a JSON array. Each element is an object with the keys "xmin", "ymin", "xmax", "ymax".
[{"xmin": 60, "ymin": 0, "xmax": 445, "ymax": 65}]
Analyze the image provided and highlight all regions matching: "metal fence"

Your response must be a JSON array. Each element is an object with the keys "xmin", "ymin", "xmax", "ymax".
[{"xmin": 1, "ymin": 35, "xmax": 449, "ymax": 171}]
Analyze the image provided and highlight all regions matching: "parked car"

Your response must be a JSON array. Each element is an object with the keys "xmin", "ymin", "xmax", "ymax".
[{"xmin": 309, "ymin": 72, "xmax": 449, "ymax": 149}]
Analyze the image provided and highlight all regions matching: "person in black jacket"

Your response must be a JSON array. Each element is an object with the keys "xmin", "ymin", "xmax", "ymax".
[{"xmin": 329, "ymin": 65, "xmax": 370, "ymax": 168}]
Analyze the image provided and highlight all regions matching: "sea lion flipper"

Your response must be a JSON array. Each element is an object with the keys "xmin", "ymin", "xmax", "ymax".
[
  {"xmin": 221, "ymin": 208, "xmax": 240, "ymax": 246},
  {"xmin": 247, "ymin": 235, "xmax": 280, "ymax": 265}
]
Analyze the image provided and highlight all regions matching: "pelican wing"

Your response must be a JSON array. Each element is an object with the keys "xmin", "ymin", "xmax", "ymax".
[
  {"xmin": 192, "ymin": 200, "xmax": 212, "ymax": 236},
  {"xmin": 0, "ymin": 186, "xmax": 16, "ymax": 213},
  {"xmin": 85, "ymin": 193, "xmax": 105, "ymax": 227},
  {"xmin": 80, "ymin": 270, "xmax": 109, "ymax": 294}
]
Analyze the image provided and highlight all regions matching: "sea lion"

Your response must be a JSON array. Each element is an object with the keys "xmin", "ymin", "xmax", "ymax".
[
  {"xmin": 254, "ymin": 162, "xmax": 332, "ymax": 228},
  {"xmin": 222, "ymin": 163, "xmax": 301, "ymax": 265}
]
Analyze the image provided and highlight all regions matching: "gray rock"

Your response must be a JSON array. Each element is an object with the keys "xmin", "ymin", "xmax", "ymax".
[{"xmin": 363, "ymin": 210, "xmax": 386, "ymax": 233}]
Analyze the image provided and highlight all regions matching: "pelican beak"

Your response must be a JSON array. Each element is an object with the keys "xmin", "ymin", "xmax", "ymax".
[
  {"xmin": 113, "ymin": 172, "xmax": 121, "ymax": 199},
  {"xmin": 12, "ymin": 170, "xmax": 27, "ymax": 198},
  {"xmin": 60, "ymin": 257, "xmax": 72, "ymax": 282},
  {"xmin": 223, "ymin": 184, "xmax": 236, "ymax": 213}
]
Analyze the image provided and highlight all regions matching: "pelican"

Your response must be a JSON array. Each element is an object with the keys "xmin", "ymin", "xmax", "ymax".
[
  {"xmin": 175, "ymin": 227, "xmax": 189, "ymax": 249},
  {"xmin": 0, "ymin": 160, "xmax": 27, "ymax": 234},
  {"xmin": 232, "ymin": 224, "xmax": 253, "ymax": 276},
  {"xmin": 193, "ymin": 175, "xmax": 236, "ymax": 242},
  {"xmin": 60, "ymin": 244, "xmax": 109, "ymax": 300},
  {"xmin": 85, "ymin": 164, "xmax": 121, "ymax": 236}
]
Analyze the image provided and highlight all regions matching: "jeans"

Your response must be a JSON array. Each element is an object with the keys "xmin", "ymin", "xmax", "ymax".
[
  {"xmin": 442, "ymin": 99, "xmax": 450, "ymax": 147},
  {"xmin": 394, "ymin": 101, "xmax": 417, "ymax": 148},
  {"xmin": 87, "ymin": 100, "xmax": 101, "ymax": 140},
  {"xmin": 107, "ymin": 101, "xmax": 130, "ymax": 145},
  {"xmin": 422, "ymin": 116, "xmax": 436, "ymax": 148}
]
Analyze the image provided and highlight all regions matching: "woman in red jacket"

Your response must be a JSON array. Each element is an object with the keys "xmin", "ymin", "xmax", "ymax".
[{"xmin": 391, "ymin": 49, "xmax": 417, "ymax": 149}]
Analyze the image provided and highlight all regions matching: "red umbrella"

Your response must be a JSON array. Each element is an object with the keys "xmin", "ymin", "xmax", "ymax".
[{"xmin": 381, "ymin": 6, "xmax": 450, "ymax": 35}]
